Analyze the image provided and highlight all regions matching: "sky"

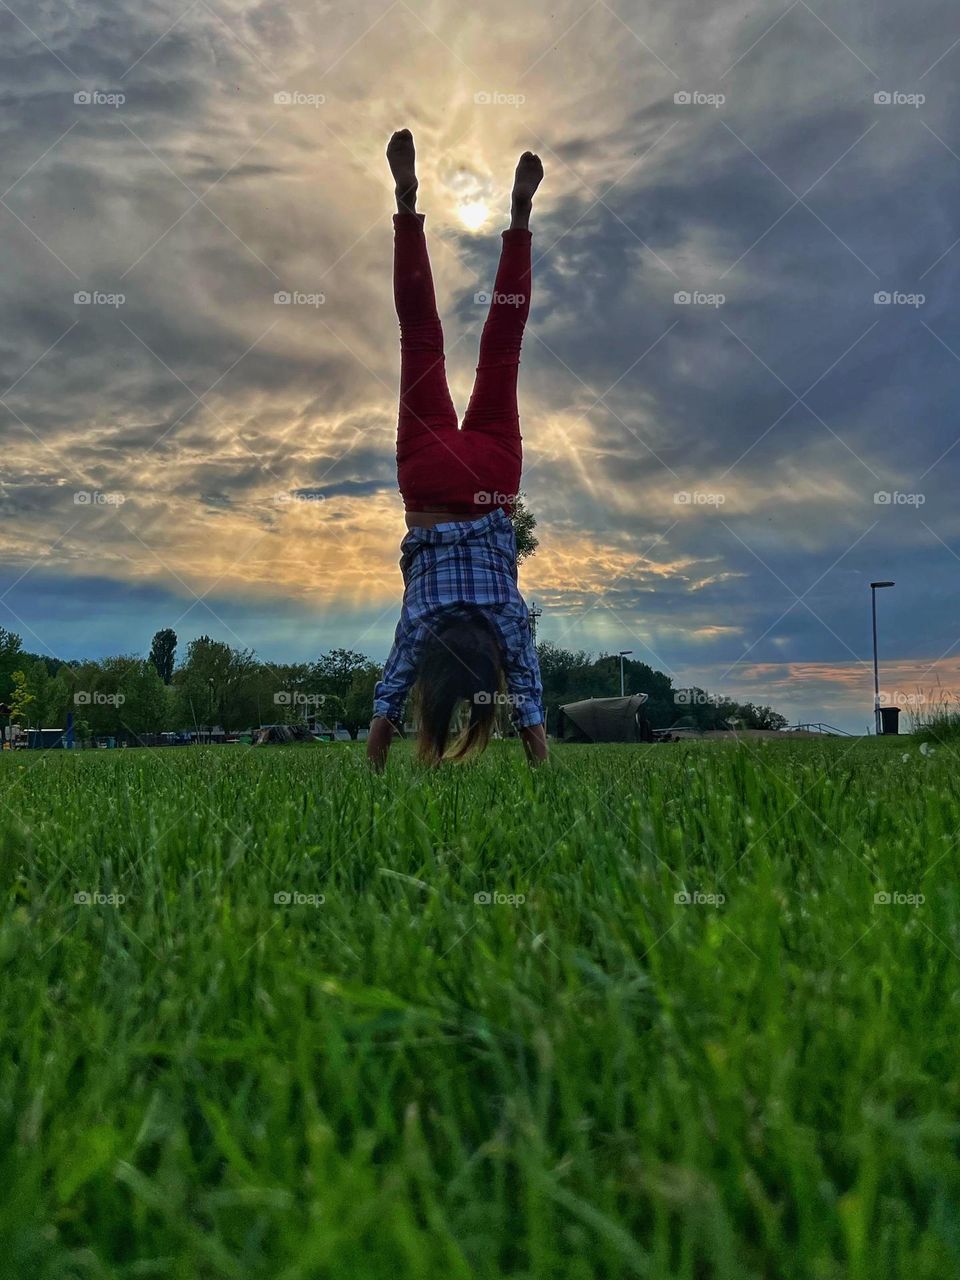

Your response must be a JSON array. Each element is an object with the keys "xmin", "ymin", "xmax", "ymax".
[{"xmin": 1, "ymin": 0, "xmax": 959, "ymax": 733}]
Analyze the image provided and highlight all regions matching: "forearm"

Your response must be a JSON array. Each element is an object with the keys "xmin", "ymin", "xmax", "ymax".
[
  {"xmin": 366, "ymin": 716, "xmax": 397, "ymax": 771},
  {"xmin": 519, "ymin": 722, "xmax": 548, "ymax": 766}
]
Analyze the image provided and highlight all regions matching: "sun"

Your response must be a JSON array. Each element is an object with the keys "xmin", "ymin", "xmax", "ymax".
[{"xmin": 457, "ymin": 199, "xmax": 490, "ymax": 231}]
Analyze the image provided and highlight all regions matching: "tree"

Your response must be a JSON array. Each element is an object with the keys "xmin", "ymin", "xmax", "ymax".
[
  {"xmin": 47, "ymin": 668, "xmax": 75, "ymax": 728},
  {"xmin": 736, "ymin": 703, "xmax": 789, "ymax": 731},
  {"xmin": 9, "ymin": 670, "xmax": 34, "ymax": 727},
  {"xmin": 149, "ymin": 629, "xmax": 177, "ymax": 684},
  {"xmin": 0, "ymin": 628, "xmax": 24, "ymax": 703},
  {"xmin": 116, "ymin": 659, "xmax": 169, "ymax": 737},
  {"xmin": 511, "ymin": 493, "xmax": 539, "ymax": 564},
  {"xmin": 173, "ymin": 637, "xmax": 259, "ymax": 731},
  {"xmin": 59, "ymin": 657, "xmax": 133, "ymax": 739},
  {"xmin": 343, "ymin": 665, "xmax": 382, "ymax": 737},
  {"xmin": 0, "ymin": 649, "xmax": 77, "ymax": 731},
  {"xmin": 313, "ymin": 650, "xmax": 371, "ymax": 702},
  {"xmin": 18, "ymin": 659, "xmax": 58, "ymax": 728},
  {"xmin": 316, "ymin": 693, "xmax": 346, "ymax": 729},
  {"xmin": 0, "ymin": 628, "xmax": 790, "ymax": 742}
]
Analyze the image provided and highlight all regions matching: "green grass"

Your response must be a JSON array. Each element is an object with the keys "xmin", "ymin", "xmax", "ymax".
[
  {"xmin": 1, "ymin": 737, "xmax": 958, "ymax": 1279},
  {"xmin": 913, "ymin": 707, "xmax": 960, "ymax": 747}
]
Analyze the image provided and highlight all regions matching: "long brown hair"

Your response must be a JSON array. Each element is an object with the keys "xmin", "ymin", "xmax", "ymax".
[{"xmin": 414, "ymin": 611, "xmax": 505, "ymax": 765}]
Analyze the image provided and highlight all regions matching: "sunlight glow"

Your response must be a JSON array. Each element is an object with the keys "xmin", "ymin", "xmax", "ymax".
[{"xmin": 457, "ymin": 199, "xmax": 490, "ymax": 231}]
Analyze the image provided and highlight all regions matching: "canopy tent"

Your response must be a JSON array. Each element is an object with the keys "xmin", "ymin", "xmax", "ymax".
[{"xmin": 557, "ymin": 694, "xmax": 654, "ymax": 743}]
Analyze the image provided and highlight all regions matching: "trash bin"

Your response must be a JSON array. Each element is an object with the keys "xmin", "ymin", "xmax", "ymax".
[{"xmin": 879, "ymin": 706, "xmax": 900, "ymax": 735}]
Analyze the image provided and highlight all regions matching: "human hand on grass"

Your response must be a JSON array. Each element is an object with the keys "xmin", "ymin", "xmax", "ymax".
[{"xmin": 366, "ymin": 715, "xmax": 398, "ymax": 771}]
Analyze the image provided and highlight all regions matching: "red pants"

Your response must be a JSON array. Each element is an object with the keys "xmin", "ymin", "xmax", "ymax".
[{"xmin": 393, "ymin": 212, "xmax": 532, "ymax": 513}]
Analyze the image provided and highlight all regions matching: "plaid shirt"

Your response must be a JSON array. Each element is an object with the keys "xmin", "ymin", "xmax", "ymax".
[{"xmin": 373, "ymin": 508, "xmax": 544, "ymax": 730}]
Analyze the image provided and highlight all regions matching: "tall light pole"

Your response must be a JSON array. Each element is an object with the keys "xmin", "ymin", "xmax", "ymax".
[
  {"xmin": 528, "ymin": 601, "xmax": 542, "ymax": 643},
  {"xmin": 618, "ymin": 650, "xmax": 632, "ymax": 697},
  {"xmin": 871, "ymin": 581, "xmax": 895, "ymax": 734}
]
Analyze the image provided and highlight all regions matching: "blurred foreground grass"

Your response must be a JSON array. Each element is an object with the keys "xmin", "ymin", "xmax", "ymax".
[{"xmin": 1, "ymin": 737, "xmax": 957, "ymax": 1279}]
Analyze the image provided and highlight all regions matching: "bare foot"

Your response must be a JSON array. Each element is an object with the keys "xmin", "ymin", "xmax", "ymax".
[
  {"xmin": 387, "ymin": 128, "xmax": 418, "ymax": 214},
  {"xmin": 510, "ymin": 151, "xmax": 543, "ymax": 229}
]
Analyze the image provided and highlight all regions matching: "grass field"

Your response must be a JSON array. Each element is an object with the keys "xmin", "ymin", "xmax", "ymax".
[{"xmin": 2, "ymin": 737, "xmax": 958, "ymax": 1279}]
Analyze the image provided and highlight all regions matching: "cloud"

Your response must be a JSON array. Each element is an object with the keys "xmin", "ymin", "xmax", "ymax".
[{"xmin": 0, "ymin": 0, "xmax": 958, "ymax": 724}]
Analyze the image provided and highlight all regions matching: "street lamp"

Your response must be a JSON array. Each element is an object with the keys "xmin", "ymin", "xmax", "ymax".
[
  {"xmin": 618, "ymin": 650, "xmax": 632, "ymax": 697},
  {"xmin": 870, "ymin": 581, "xmax": 895, "ymax": 735}
]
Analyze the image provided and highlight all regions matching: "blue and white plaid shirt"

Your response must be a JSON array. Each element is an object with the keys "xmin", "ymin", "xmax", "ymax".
[{"xmin": 373, "ymin": 507, "xmax": 544, "ymax": 730}]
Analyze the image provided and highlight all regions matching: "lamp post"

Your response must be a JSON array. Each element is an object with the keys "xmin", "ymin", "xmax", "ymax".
[
  {"xmin": 618, "ymin": 650, "xmax": 632, "ymax": 697},
  {"xmin": 870, "ymin": 581, "xmax": 895, "ymax": 734},
  {"xmin": 528, "ymin": 600, "xmax": 542, "ymax": 643}
]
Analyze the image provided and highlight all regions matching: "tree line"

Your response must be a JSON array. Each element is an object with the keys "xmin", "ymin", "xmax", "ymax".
[{"xmin": 0, "ymin": 626, "xmax": 787, "ymax": 742}]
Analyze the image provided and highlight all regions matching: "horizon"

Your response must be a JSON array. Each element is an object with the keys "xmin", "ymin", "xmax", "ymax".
[{"xmin": 9, "ymin": 604, "xmax": 945, "ymax": 736}]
